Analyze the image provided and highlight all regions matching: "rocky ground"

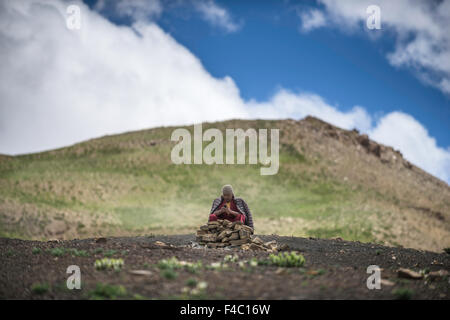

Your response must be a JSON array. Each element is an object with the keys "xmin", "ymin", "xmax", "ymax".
[{"xmin": 0, "ymin": 234, "xmax": 448, "ymax": 300}]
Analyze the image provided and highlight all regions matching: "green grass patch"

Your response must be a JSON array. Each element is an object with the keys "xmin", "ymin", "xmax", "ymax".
[
  {"xmin": 266, "ymin": 251, "xmax": 305, "ymax": 268},
  {"xmin": 31, "ymin": 283, "xmax": 49, "ymax": 295},
  {"xmin": 392, "ymin": 288, "xmax": 414, "ymax": 300},
  {"xmin": 88, "ymin": 283, "xmax": 127, "ymax": 300}
]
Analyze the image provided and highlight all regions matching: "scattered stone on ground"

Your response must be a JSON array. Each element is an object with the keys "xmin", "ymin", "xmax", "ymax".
[
  {"xmin": 128, "ymin": 270, "xmax": 153, "ymax": 276},
  {"xmin": 195, "ymin": 220, "xmax": 289, "ymax": 252},
  {"xmin": 380, "ymin": 279, "xmax": 395, "ymax": 287},
  {"xmin": 397, "ymin": 268, "xmax": 423, "ymax": 280},
  {"xmin": 427, "ymin": 269, "xmax": 448, "ymax": 281}
]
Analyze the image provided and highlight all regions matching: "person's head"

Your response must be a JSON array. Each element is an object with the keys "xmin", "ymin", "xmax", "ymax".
[{"xmin": 222, "ymin": 184, "xmax": 234, "ymax": 202}]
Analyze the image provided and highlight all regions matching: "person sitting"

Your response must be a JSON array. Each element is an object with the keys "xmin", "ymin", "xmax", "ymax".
[{"xmin": 208, "ymin": 184, "xmax": 254, "ymax": 230}]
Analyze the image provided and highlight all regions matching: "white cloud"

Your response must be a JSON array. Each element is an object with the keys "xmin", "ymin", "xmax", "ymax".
[
  {"xmin": 298, "ymin": 0, "xmax": 450, "ymax": 96},
  {"xmin": 193, "ymin": 0, "xmax": 241, "ymax": 33},
  {"xmin": 0, "ymin": 0, "xmax": 247, "ymax": 155},
  {"xmin": 247, "ymin": 89, "xmax": 373, "ymax": 133},
  {"xmin": 94, "ymin": 0, "xmax": 240, "ymax": 32},
  {"xmin": 370, "ymin": 112, "xmax": 450, "ymax": 183},
  {"xmin": 0, "ymin": 0, "xmax": 448, "ymax": 184},
  {"xmin": 299, "ymin": 9, "xmax": 326, "ymax": 32},
  {"xmin": 94, "ymin": 0, "xmax": 163, "ymax": 23}
]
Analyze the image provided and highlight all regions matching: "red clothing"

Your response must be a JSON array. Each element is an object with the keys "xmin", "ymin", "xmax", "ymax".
[{"xmin": 209, "ymin": 198, "xmax": 245, "ymax": 223}]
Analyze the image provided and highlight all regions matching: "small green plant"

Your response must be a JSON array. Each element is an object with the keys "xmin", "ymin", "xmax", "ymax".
[
  {"xmin": 48, "ymin": 248, "xmax": 65, "ymax": 257},
  {"xmin": 185, "ymin": 278, "xmax": 198, "ymax": 287},
  {"xmin": 94, "ymin": 258, "xmax": 124, "ymax": 271},
  {"xmin": 31, "ymin": 283, "xmax": 49, "ymax": 295},
  {"xmin": 267, "ymin": 251, "xmax": 305, "ymax": 268},
  {"xmin": 444, "ymin": 248, "xmax": 450, "ymax": 254},
  {"xmin": 157, "ymin": 257, "xmax": 202, "ymax": 273},
  {"xmin": 206, "ymin": 261, "xmax": 229, "ymax": 270},
  {"xmin": 32, "ymin": 247, "xmax": 42, "ymax": 255},
  {"xmin": 88, "ymin": 283, "xmax": 127, "ymax": 300},
  {"xmin": 104, "ymin": 249, "xmax": 117, "ymax": 257},
  {"xmin": 161, "ymin": 269, "xmax": 178, "ymax": 280},
  {"xmin": 375, "ymin": 249, "xmax": 382, "ymax": 256},
  {"xmin": 181, "ymin": 281, "xmax": 208, "ymax": 298},
  {"xmin": 223, "ymin": 254, "xmax": 239, "ymax": 263},
  {"xmin": 67, "ymin": 248, "xmax": 89, "ymax": 257},
  {"xmin": 392, "ymin": 288, "xmax": 413, "ymax": 300},
  {"xmin": 157, "ymin": 256, "xmax": 183, "ymax": 269},
  {"xmin": 249, "ymin": 258, "xmax": 259, "ymax": 267},
  {"xmin": 94, "ymin": 248, "xmax": 103, "ymax": 254},
  {"xmin": 237, "ymin": 258, "xmax": 266, "ymax": 271}
]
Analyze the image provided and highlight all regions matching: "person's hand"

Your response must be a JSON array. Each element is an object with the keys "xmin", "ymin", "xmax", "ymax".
[
  {"xmin": 229, "ymin": 210, "xmax": 238, "ymax": 218},
  {"xmin": 216, "ymin": 207, "xmax": 225, "ymax": 216}
]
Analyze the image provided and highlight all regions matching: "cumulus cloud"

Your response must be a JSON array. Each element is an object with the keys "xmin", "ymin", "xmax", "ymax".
[
  {"xmin": 193, "ymin": 0, "xmax": 242, "ymax": 33},
  {"xmin": 0, "ymin": 0, "xmax": 247, "ymax": 155},
  {"xmin": 95, "ymin": 0, "xmax": 163, "ymax": 22},
  {"xmin": 298, "ymin": 0, "xmax": 450, "ymax": 96},
  {"xmin": 298, "ymin": 9, "xmax": 326, "ymax": 32},
  {"xmin": 94, "ymin": 0, "xmax": 241, "ymax": 32},
  {"xmin": 247, "ymin": 89, "xmax": 373, "ymax": 133},
  {"xmin": 0, "ymin": 0, "xmax": 448, "ymax": 183},
  {"xmin": 369, "ymin": 112, "xmax": 450, "ymax": 183}
]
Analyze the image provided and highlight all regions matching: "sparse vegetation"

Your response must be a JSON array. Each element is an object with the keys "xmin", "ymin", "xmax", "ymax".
[
  {"xmin": 46, "ymin": 247, "xmax": 89, "ymax": 257},
  {"xmin": 267, "ymin": 251, "xmax": 305, "ymax": 268},
  {"xmin": 104, "ymin": 249, "xmax": 117, "ymax": 257},
  {"xmin": 94, "ymin": 258, "xmax": 124, "ymax": 271},
  {"xmin": 181, "ymin": 281, "xmax": 208, "ymax": 299},
  {"xmin": 392, "ymin": 288, "xmax": 414, "ymax": 300},
  {"xmin": 31, "ymin": 283, "xmax": 49, "ymax": 295},
  {"xmin": 185, "ymin": 278, "xmax": 197, "ymax": 287},
  {"xmin": 88, "ymin": 283, "xmax": 127, "ymax": 300},
  {"xmin": 223, "ymin": 254, "xmax": 239, "ymax": 263},
  {"xmin": 157, "ymin": 256, "xmax": 203, "ymax": 273},
  {"xmin": 48, "ymin": 248, "xmax": 65, "ymax": 257},
  {"xmin": 0, "ymin": 119, "xmax": 449, "ymax": 252},
  {"xmin": 67, "ymin": 248, "xmax": 89, "ymax": 257},
  {"xmin": 161, "ymin": 269, "xmax": 178, "ymax": 280}
]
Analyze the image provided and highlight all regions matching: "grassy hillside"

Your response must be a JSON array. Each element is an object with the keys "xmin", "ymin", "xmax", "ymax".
[{"xmin": 0, "ymin": 117, "xmax": 449, "ymax": 252}]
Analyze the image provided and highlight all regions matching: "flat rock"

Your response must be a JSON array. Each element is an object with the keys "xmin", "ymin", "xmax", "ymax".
[
  {"xmin": 427, "ymin": 269, "xmax": 448, "ymax": 280},
  {"xmin": 229, "ymin": 238, "xmax": 251, "ymax": 245},
  {"xmin": 397, "ymin": 268, "xmax": 423, "ymax": 279},
  {"xmin": 129, "ymin": 270, "xmax": 152, "ymax": 276}
]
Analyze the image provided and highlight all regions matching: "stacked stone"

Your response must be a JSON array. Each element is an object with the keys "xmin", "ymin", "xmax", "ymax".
[
  {"xmin": 196, "ymin": 220, "xmax": 253, "ymax": 248},
  {"xmin": 196, "ymin": 220, "xmax": 288, "ymax": 252}
]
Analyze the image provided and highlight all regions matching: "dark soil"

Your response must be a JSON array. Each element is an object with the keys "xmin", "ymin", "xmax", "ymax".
[{"xmin": 0, "ymin": 234, "xmax": 448, "ymax": 300}]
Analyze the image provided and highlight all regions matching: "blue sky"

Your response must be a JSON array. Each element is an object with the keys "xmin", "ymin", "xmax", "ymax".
[
  {"xmin": 86, "ymin": 0, "xmax": 449, "ymax": 144},
  {"xmin": 155, "ymin": 0, "xmax": 450, "ymax": 145},
  {"xmin": 1, "ymin": 0, "xmax": 449, "ymax": 182}
]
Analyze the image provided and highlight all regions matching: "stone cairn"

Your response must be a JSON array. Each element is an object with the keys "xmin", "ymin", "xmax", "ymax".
[{"xmin": 196, "ymin": 219, "xmax": 288, "ymax": 252}]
